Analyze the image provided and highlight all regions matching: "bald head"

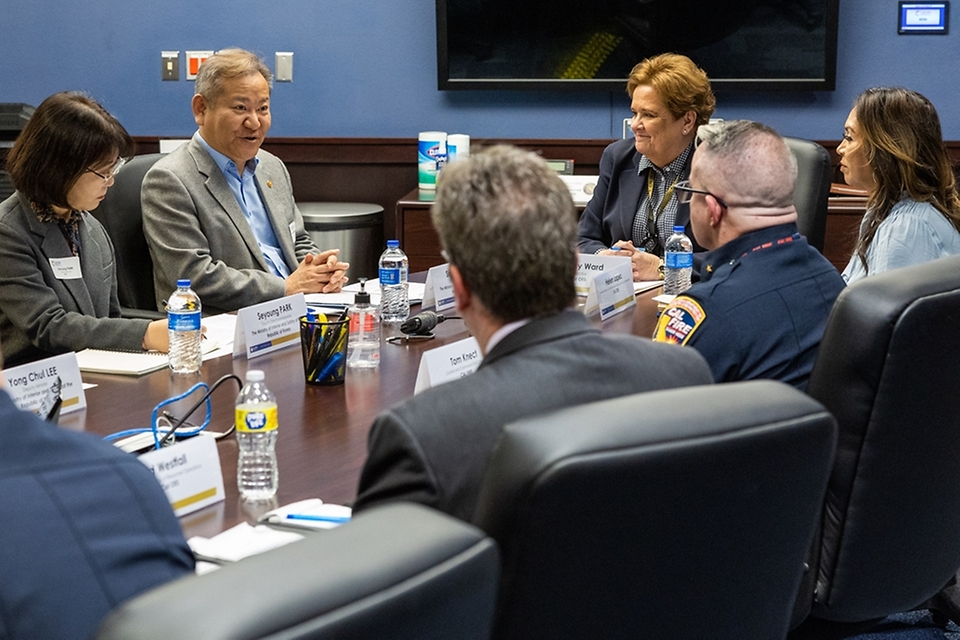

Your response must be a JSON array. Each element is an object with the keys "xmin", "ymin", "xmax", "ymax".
[{"xmin": 695, "ymin": 120, "xmax": 798, "ymax": 210}]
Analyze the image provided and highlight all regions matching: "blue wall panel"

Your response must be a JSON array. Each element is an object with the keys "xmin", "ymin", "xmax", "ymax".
[{"xmin": 1, "ymin": 0, "xmax": 958, "ymax": 140}]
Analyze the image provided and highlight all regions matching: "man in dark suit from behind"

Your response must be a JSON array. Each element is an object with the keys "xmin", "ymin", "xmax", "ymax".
[
  {"xmin": 353, "ymin": 145, "xmax": 714, "ymax": 522},
  {"xmin": 0, "ymin": 342, "xmax": 194, "ymax": 639}
]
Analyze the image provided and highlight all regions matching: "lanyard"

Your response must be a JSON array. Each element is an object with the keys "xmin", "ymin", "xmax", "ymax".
[{"xmin": 645, "ymin": 171, "xmax": 681, "ymax": 237}]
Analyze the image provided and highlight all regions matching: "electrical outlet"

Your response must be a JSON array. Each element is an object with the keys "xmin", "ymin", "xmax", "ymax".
[
  {"xmin": 161, "ymin": 51, "xmax": 179, "ymax": 81},
  {"xmin": 186, "ymin": 50, "xmax": 214, "ymax": 80},
  {"xmin": 276, "ymin": 52, "xmax": 294, "ymax": 82}
]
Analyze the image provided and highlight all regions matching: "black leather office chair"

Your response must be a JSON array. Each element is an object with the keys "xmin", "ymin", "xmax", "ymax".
[
  {"xmin": 474, "ymin": 380, "xmax": 837, "ymax": 640},
  {"xmin": 96, "ymin": 503, "xmax": 500, "ymax": 640},
  {"xmin": 784, "ymin": 136, "xmax": 831, "ymax": 253},
  {"xmin": 91, "ymin": 153, "xmax": 164, "ymax": 318},
  {"xmin": 790, "ymin": 254, "xmax": 960, "ymax": 638}
]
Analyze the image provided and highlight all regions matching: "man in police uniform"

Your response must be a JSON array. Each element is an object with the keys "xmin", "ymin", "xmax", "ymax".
[{"xmin": 653, "ymin": 120, "xmax": 845, "ymax": 390}]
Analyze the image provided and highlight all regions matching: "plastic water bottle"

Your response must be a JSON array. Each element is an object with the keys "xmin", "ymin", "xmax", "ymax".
[
  {"xmin": 663, "ymin": 225, "xmax": 693, "ymax": 296},
  {"xmin": 166, "ymin": 279, "xmax": 202, "ymax": 374},
  {"xmin": 236, "ymin": 370, "xmax": 278, "ymax": 501},
  {"xmin": 347, "ymin": 278, "xmax": 380, "ymax": 368},
  {"xmin": 379, "ymin": 240, "xmax": 409, "ymax": 322}
]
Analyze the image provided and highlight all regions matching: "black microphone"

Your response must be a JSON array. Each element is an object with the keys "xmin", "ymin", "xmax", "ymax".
[{"xmin": 400, "ymin": 310, "xmax": 446, "ymax": 335}]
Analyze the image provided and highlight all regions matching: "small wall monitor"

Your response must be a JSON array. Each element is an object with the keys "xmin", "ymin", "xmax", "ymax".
[{"xmin": 899, "ymin": 2, "xmax": 949, "ymax": 34}]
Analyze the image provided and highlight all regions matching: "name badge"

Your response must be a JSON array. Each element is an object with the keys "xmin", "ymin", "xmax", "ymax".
[
  {"xmin": 4, "ymin": 352, "xmax": 86, "ymax": 416},
  {"xmin": 49, "ymin": 256, "xmax": 82, "ymax": 280},
  {"xmin": 139, "ymin": 432, "xmax": 225, "ymax": 517},
  {"xmin": 234, "ymin": 293, "xmax": 307, "ymax": 359},
  {"xmin": 414, "ymin": 336, "xmax": 482, "ymax": 394},
  {"xmin": 575, "ymin": 254, "xmax": 629, "ymax": 297},
  {"xmin": 421, "ymin": 263, "xmax": 456, "ymax": 312},
  {"xmin": 583, "ymin": 258, "xmax": 635, "ymax": 320}
]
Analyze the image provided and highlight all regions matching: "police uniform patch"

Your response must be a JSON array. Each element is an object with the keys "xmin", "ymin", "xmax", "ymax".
[{"xmin": 653, "ymin": 296, "xmax": 706, "ymax": 345}]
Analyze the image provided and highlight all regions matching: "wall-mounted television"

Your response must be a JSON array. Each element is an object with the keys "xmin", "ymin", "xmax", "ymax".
[{"xmin": 437, "ymin": 0, "xmax": 840, "ymax": 92}]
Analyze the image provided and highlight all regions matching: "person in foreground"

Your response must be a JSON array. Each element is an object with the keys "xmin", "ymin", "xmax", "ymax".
[
  {"xmin": 354, "ymin": 145, "xmax": 714, "ymax": 522},
  {"xmin": 0, "ymin": 92, "xmax": 169, "ymax": 367},
  {"xmin": 0, "ymin": 340, "xmax": 194, "ymax": 640},
  {"xmin": 653, "ymin": 120, "xmax": 845, "ymax": 391},
  {"xmin": 578, "ymin": 53, "xmax": 716, "ymax": 281},
  {"xmin": 142, "ymin": 47, "xmax": 348, "ymax": 315},
  {"xmin": 836, "ymin": 86, "xmax": 960, "ymax": 283}
]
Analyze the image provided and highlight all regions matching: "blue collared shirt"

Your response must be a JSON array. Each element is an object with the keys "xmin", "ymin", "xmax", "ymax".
[{"xmin": 196, "ymin": 134, "xmax": 290, "ymax": 278}]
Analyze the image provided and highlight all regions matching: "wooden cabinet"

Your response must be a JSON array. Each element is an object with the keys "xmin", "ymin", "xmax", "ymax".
[{"xmin": 396, "ymin": 189, "xmax": 443, "ymax": 273}]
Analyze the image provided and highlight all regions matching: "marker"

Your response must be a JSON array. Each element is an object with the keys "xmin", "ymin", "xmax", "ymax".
[{"xmin": 285, "ymin": 513, "xmax": 351, "ymax": 524}]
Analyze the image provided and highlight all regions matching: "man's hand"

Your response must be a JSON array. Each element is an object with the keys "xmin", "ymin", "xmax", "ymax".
[
  {"xmin": 601, "ymin": 241, "xmax": 662, "ymax": 281},
  {"xmin": 285, "ymin": 249, "xmax": 350, "ymax": 295}
]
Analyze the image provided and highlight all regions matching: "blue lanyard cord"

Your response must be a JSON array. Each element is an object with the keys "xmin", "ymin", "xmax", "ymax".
[
  {"xmin": 102, "ymin": 374, "xmax": 244, "ymax": 449},
  {"xmin": 151, "ymin": 383, "xmax": 212, "ymax": 450}
]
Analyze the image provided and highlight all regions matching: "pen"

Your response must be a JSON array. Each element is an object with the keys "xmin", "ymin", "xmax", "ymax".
[{"xmin": 285, "ymin": 513, "xmax": 351, "ymax": 524}]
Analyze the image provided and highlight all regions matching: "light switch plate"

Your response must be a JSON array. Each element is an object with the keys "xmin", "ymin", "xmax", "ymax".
[
  {"xmin": 161, "ymin": 51, "xmax": 179, "ymax": 81},
  {"xmin": 276, "ymin": 52, "xmax": 294, "ymax": 82}
]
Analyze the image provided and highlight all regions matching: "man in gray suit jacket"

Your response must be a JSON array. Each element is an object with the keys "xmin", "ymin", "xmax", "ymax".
[
  {"xmin": 353, "ymin": 145, "xmax": 714, "ymax": 522},
  {"xmin": 142, "ymin": 48, "xmax": 348, "ymax": 314}
]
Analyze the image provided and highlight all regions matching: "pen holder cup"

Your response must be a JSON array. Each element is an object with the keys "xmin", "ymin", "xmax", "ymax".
[{"xmin": 299, "ymin": 316, "xmax": 349, "ymax": 385}]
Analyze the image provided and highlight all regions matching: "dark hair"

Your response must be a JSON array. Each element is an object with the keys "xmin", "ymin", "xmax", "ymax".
[
  {"xmin": 6, "ymin": 92, "xmax": 134, "ymax": 211},
  {"xmin": 852, "ymin": 87, "xmax": 960, "ymax": 270},
  {"xmin": 431, "ymin": 145, "xmax": 577, "ymax": 321}
]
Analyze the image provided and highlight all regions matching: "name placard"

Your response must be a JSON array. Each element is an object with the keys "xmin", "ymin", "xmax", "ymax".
[
  {"xmin": 421, "ymin": 263, "xmax": 456, "ymax": 312},
  {"xmin": 584, "ymin": 259, "xmax": 636, "ymax": 320},
  {"xmin": 414, "ymin": 336, "xmax": 482, "ymax": 394},
  {"xmin": 139, "ymin": 432, "xmax": 225, "ymax": 517},
  {"xmin": 5, "ymin": 352, "xmax": 86, "ymax": 416},
  {"xmin": 233, "ymin": 293, "xmax": 307, "ymax": 359},
  {"xmin": 575, "ymin": 254, "xmax": 631, "ymax": 297}
]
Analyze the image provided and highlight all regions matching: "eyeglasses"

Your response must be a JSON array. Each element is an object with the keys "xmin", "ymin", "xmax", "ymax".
[
  {"xmin": 86, "ymin": 156, "xmax": 128, "ymax": 181},
  {"xmin": 674, "ymin": 180, "xmax": 728, "ymax": 208}
]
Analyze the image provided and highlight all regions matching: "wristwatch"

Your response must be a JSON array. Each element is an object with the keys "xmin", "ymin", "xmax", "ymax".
[{"xmin": 657, "ymin": 258, "xmax": 665, "ymax": 279}]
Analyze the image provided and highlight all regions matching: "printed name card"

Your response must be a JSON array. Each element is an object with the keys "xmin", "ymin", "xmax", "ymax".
[
  {"xmin": 5, "ymin": 352, "xmax": 86, "ymax": 416},
  {"xmin": 575, "ymin": 254, "xmax": 631, "ymax": 297},
  {"xmin": 421, "ymin": 263, "xmax": 456, "ymax": 312},
  {"xmin": 414, "ymin": 336, "xmax": 482, "ymax": 394},
  {"xmin": 234, "ymin": 293, "xmax": 307, "ymax": 359},
  {"xmin": 583, "ymin": 258, "xmax": 636, "ymax": 320},
  {"xmin": 48, "ymin": 256, "xmax": 82, "ymax": 280},
  {"xmin": 139, "ymin": 432, "xmax": 225, "ymax": 517}
]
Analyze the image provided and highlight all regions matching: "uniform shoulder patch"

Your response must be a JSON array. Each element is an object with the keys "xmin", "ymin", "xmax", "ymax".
[{"xmin": 653, "ymin": 296, "xmax": 706, "ymax": 346}]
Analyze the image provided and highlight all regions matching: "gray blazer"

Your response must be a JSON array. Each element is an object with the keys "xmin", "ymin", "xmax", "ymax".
[
  {"xmin": 0, "ymin": 193, "xmax": 149, "ymax": 367},
  {"xmin": 353, "ymin": 310, "xmax": 715, "ymax": 522},
  {"xmin": 141, "ymin": 134, "xmax": 319, "ymax": 315}
]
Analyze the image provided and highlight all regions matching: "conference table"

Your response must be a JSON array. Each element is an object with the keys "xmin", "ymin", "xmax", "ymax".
[{"xmin": 58, "ymin": 285, "xmax": 663, "ymax": 540}]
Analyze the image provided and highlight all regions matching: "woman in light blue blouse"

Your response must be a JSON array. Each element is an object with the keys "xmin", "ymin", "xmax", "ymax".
[{"xmin": 836, "ymin": 87, "xmax": 960, "ymax": 283}]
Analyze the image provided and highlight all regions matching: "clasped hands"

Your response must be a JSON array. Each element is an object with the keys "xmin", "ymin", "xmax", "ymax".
[
  {"xmin": 600, "ymin": 241, "xmax": 663, "ymax": 281},
  {"xmin": 286, "ymin": 249, "xmax": 350, "ymax": 295}
]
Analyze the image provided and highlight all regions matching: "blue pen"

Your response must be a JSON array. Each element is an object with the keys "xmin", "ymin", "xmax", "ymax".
[{"xmin": 286, "ymin": 513, "xmax": 351, "ymax": 524}]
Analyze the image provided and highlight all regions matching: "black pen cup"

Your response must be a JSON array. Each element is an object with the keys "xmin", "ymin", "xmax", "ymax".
[{"xmin": 299, "ymin": 316, "xmax": 349, "ymax": 385}]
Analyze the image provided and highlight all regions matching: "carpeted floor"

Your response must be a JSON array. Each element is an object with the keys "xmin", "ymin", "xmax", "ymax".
[{"xmin": 850, "ymin": 612, "xmax": 960, "ymax": 639}]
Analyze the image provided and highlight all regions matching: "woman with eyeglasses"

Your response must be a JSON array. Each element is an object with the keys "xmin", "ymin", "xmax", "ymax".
[
  {"xmin": 0, "ymin": 91, "xmax": 168, "ymax": 366},
  {"xmin": 836, "ymin": 87, "xmax": 960, "ymax": 283},
  {"xmin": 578, "ymin": 53, "xmax": 716, "ymax": 281}
]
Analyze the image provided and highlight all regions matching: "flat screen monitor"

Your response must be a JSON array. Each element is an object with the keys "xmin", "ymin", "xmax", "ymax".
[{"xmin": 437, "ymin": 0, "xmax": 840, "ymax": 91}]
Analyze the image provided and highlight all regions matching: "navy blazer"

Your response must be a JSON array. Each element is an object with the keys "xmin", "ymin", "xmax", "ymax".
[
  {"xmin": 577, "ymin": 138, "xmax": 702, "ymax": 256},
  {"xmin": 0, "ymin": 391, "xmax": 193, "ymax": 639}
]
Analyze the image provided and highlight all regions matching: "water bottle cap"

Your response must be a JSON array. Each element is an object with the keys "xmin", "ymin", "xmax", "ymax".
[
  {"xmin": 672, "ymin": 226, "xmax": 685, "ymax": 233},
  {"xmin": 245, "ymin": 369, "xmax": 265, "ymax": 382},
  {"xmin": 386, "ymin": 239, "xmax": 399, "ymax": 248},
  {"xmin": 177, "ymin": 279, "xmax": 191, "ymax": 287}
]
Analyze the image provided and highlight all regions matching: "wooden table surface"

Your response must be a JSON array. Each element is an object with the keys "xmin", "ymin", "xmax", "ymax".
[{"xmin": 59, "ymin": 287, "xmax": 662, "ymax": 539}]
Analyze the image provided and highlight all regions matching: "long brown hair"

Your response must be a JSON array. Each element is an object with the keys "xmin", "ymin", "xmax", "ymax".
[{"xmin": 852, "ymin": 87, "xmax": 960, "ymax": 270}]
